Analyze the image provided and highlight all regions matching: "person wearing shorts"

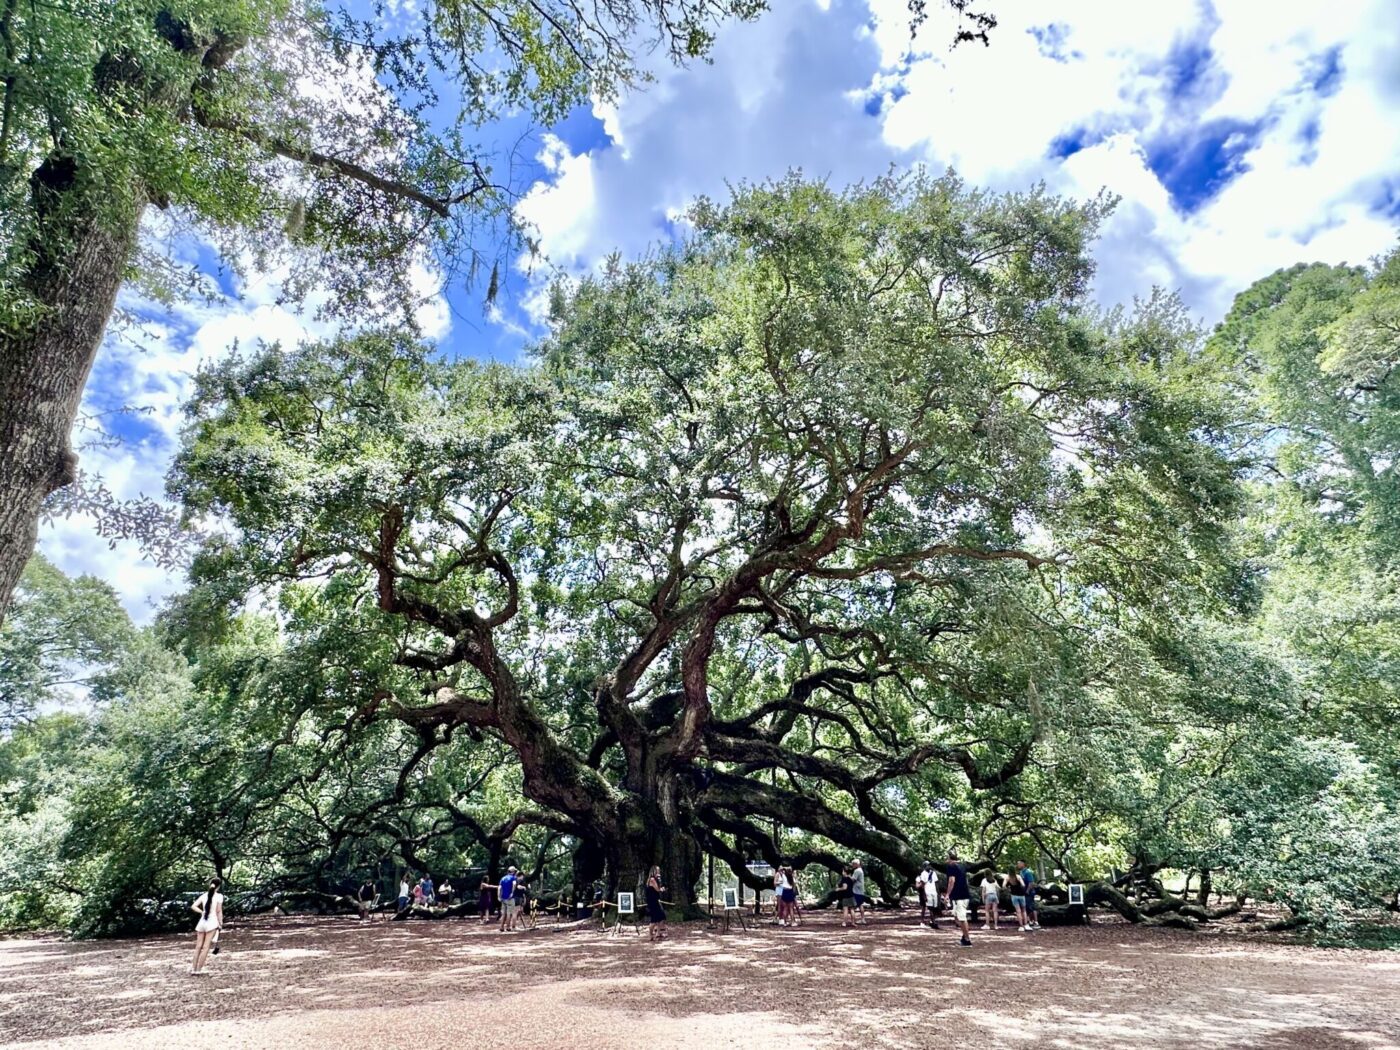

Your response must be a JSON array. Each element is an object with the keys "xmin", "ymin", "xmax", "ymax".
[
  {"xmin": 496, "ymin": 867, "xmax": 520, "ymax": 932},
  {"xmin": 188, "ymin": 877, "xmax": 224, "ymax": 975},
  {"xmin": 781, "ymin": 866, "xmax": 799, "ymax": 926},
  {"xmin": 943, "ymin": 850, "xmax": 972, "ymax": 947},
  {"xmin": 1007, "ymin": 867, "xmax": 1028, "ymax": 929},
  {"xmin": 979, "ymin": 874, "xmax": 1001, "ymax": 930},
  {"xmin": 1017, "ymin": 860, "xmax": 1042, "ymax": 930},
  {"xmin": 836, "ymin": 866, "xmax": 857, "ymax": 927}
]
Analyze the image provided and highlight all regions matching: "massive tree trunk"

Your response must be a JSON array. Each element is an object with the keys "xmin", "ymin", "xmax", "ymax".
[
  {"xmin": 0, "ymin": 168, "xmax": 144, "ymax": 621},
  {"xmin": 0, "ymin": 11, "xmax": 242, "ymax": 623},
  {"xmin": 604, "ymin": 813, "xmax": 703, "ymax": 911}
]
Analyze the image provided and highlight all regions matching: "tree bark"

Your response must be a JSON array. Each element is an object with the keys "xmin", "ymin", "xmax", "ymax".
[
  {"xmin": 0, "ymin": 169, "xmax": 144, "ymax": 621},
  {"xmin": 570, "ymin": 835, "xmax": 605, "ymax": 905},
  {"xmin": 602, "ymin": 788, "xmax": 702, "ymax": 911},
  {"xmin": 0, "ymin": 9, "xmax": 240, "ymax": 623}
]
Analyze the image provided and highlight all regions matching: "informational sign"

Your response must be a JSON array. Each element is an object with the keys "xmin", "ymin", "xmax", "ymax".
[
  {"xmin": 617, "ymin": 892, "xmax": 634, "ymax": 914},
  {"xmin": 1068, "ymin": 883, "xmax": 1085, "ymax": 905},
  {"xmin": 722, "ymin": 887, "xmax": 740, "ymax": 910}
]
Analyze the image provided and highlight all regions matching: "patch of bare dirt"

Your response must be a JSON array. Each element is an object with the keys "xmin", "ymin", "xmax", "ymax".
[{"xmin": 1, "ymin": 912, "xmax": 1398, "ymax": 1049}]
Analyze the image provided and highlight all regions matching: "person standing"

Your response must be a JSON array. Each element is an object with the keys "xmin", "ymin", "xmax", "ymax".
[
  {"xmin": 1007, "ymin": 866, "xmax": 1029, "ymax": 930},
  {"xmin": 496, "ymin": 866, "xmax": 520, "ymax": 932},
  {"xmin": 438, "ymin": 878, "xmax": 454, "ymax": 906},
  {"xmin": 916, "ymin": 860, "xmax": 935, "ymax": 924},
  {"xmin": 478, "ymin": 878, "xmax": 495, "ymax": 924},
  {"xmin": 851, "ymin": 859, "xmax": 869, "ymax": 925},
  {"xmin": 1016, "ymin": 860, "xmax": 1042, "ymax": 930},
  {"xmin": 397, "ymin": 874, "xmax": 411, "ymax": 913},
  {"xmin": 358, "ymin": 877, "xmax": 376, "ymax": 920},
  {"xmin": 189, "ymin": 877, "xmax": 224, "ymax": 975},
  {"xmin": 419, "ymin": 873, "xmax": 436, "ymax": 906},
  {"xmin": 836, "ymin": 866, "xmax": 858, "ymax": 927},
  {"xmin": 774, "ymin": 866, "xmax": 795, "ymax": 926},
  {"xmin": 944, "ymin": 851, "xmax": 973, "ymax": 948},
  {"xmin": 979, "ymin": 873, "xmax": 1001, "ymax": 930},
  {"xmin": 645, "ymin": 866, "xmax": 668, "ymax": 941},
  {"xmin": 781, "ymin": 866, "xmax": 799, "ymax": 927}
]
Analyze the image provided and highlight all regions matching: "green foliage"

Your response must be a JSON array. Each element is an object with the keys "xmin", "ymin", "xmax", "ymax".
[
  {"xmin": 165, "ymin": 172, "xmax": 1256, "ymax": 906},
  {"xmin": 0, "ymin": 0, "xmax": 766, "ymax": 332},
  {"xmin": 0, "ymin": 554, "xmax": 135, "ymax": 729},
  {"xmin": 4, "ymin": 184, "xmax": 1398, "ymax": 943}
]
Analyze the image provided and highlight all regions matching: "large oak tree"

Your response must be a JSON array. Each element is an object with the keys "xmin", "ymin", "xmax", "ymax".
[{"xmin": 169, "ymin": 174, "xmax": 1244, "ymax": 905}]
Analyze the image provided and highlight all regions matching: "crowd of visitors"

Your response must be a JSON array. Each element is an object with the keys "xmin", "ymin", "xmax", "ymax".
[{"xmin": 190, "ymin": 852, "xmax": 1054, "ymax": 970}]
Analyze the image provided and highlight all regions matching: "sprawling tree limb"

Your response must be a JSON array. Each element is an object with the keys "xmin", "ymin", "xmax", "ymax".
[
  {"xmin": 699, "ymin": 770, "xmax": 919, "ymax": 877},
  {"xmin": 191, "ymin": 112, "xmax": 495, "ymax": 219}
]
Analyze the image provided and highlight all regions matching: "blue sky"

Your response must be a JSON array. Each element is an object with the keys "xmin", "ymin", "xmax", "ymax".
[{"xmin": 40, "ymin": 0, "xmax": 1400, "ymax": 619}]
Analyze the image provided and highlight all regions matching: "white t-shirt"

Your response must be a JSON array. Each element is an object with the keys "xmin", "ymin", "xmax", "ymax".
[
  {"xmin": 980, "ymin": 877, "xmax": 1000, "ymax": 898},
  {"xmin": 195, "ymin": 892, "xmax": 223, "ymax": 932},
  {"xmin": 399, "ymin": 880, "xmax": 410, "ymax": 898}
]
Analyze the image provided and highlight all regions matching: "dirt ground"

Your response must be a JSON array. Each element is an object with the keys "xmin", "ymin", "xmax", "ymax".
[{"xmin": 1, "ymin": 911, "xmax": 1397, "ymax": 1050}]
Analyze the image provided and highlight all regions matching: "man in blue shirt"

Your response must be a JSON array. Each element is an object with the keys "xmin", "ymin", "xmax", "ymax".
[
  {"xmin": 1016, "ymin": 860, "xmax": 1042, "ymax": 930},
  {"xmin": 496, "ymin": 866, "xmax": 520, "ymax": 932}
]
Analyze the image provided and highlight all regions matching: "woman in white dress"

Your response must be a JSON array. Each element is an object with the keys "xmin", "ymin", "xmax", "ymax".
[{"xmin": 189, "ymin": 877, "xmax": 223, "ymax": 975}]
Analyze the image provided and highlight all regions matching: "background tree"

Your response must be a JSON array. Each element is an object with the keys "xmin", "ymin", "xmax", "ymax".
[{"xmin": 0, "ymin": 553, "xmax": 135, "ymax": 730}]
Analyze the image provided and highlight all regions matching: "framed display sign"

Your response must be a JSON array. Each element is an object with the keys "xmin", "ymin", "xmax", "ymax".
[
  {"xmin": 722, "ymin": 887, "xmax": 740, "ymax": 910},
  {"xmin": 1068, "ymin": 884, "xmax": 1085, "ymax": 905},
  {"xmin": 617, "ymin": 892, "xmax": 634, "ymax": 914}
]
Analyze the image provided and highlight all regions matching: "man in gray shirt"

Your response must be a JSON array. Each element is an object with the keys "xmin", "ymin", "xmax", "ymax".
[{"xmin": 851, "ymin": 859, "xmax": 868, "ymax": 925}]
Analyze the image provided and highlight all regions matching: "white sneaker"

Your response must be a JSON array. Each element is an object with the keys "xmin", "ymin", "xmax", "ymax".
[
  {"xmin": 980, "ymin": 924, "xmax": 990, "ymax": 930},
  {"xmin": 1030, "ymin": 922, "xmax": 1042, "ymax": 930},
  {"xmin": 1019, "ymin": 925, "xmax": 1028, "ymax": 931}
]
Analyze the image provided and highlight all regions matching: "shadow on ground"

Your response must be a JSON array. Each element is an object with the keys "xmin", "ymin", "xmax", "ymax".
[{"xmin": 1, "ymin": 912, "xmax": 1397, "ymax": 1049}]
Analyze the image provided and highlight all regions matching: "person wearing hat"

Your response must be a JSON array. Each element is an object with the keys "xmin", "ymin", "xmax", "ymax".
[{"xmin": 915, "ymin": 860, "xmax": 937, "ymax": 925}]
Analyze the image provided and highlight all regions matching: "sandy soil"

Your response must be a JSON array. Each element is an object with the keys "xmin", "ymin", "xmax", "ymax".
[{"xmin": 1, "ymin": 912, "xmax": 1397, "ymax": 1049}]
